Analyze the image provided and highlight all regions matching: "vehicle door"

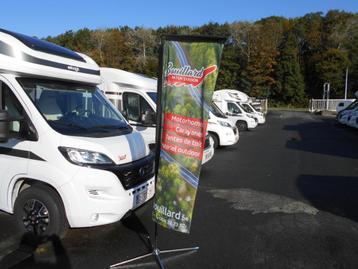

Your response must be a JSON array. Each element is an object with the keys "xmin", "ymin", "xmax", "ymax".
[
  {"xmin": 122, "ymin": 92, "xmax": 156, "ymax": 148},
  {"xmin": 0, "ymin": 79, "xmax": 33, "ymax": 212}
]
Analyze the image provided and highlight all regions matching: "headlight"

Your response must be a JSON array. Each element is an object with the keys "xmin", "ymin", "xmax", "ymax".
[
  {"xmin": 59, "ymin": 147, "xmax": 114, "ymax": 166},
  {"xmin": 218, "ymin": 120, "xmax": 231, "ymax": 127}
]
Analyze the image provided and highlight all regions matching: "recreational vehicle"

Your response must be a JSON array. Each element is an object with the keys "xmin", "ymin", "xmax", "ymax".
[
  {"xmin": 0, "ymin": 29, "xmax": 155, "ymax": 236},
  {"xmin": 214, "ymin": 89, "xmax": 266, "ymax": 124},
  {"xmin": 212, "ymin": 91, "xmax": 258, "ymax": 131}
]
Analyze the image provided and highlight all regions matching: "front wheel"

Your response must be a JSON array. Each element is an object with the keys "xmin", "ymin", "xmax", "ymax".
[
  {"xmin": 236, "ymin": 121, "xmax": 248, "ymax": 131},
  {"xmin": 14, "ymin": 185, "xmax": 68, "ymax": 237}
]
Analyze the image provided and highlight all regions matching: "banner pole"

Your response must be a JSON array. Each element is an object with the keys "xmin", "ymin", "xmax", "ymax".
[
  {"xmin": 109, "ymin": 36, "xmax": 200, "ymax": 269},
  {"xmin": 110, "ymin": 34, "xmax": 226, "ymax": 269}
]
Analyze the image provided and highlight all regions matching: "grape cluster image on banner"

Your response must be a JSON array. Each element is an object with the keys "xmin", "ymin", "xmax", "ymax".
[{"xmin": 153, "ymin": 38, "xmax": 224, "ymax": 234}]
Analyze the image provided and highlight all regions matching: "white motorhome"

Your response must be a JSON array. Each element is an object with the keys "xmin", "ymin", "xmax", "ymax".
[
  {"xmin": 215, "ymin": 89, "xmax": 266, "ymax": 124},
  {"xmin": 99, "ymin": 67, "xmax": 216, "ymax": 162},
  {"xmin": 0, "ymin": 29, "xmax": 155, "ymax": 236},
  {"xmin": 209, "ymin": 103, "xmax": 239, "ymax": 148},
  {"xmin": 212, "ymin": 92, "xmax": 258, "ymax": 131}
]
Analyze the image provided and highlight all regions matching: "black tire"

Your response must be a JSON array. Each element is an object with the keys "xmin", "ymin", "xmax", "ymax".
[
  {"xmin": 14, "ymin": 185, "xmax": 68, "ymax": 237},
  {"xmin": 236, "ymin": 121, "xmax": 248, "ymax": 131},
  {"xmin": 210, "ymin": 133, "xmax": 219, "ymax": 149}
]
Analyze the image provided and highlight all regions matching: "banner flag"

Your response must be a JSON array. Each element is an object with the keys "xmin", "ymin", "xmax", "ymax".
[{"xmin": 153, "ymin": 35, "xmax": 225, "ymax": 233}]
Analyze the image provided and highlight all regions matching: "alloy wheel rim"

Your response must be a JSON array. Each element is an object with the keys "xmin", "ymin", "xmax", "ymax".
[{"xmin": 22, "ymin": 199, "xmax": 50, "ymax": 235}]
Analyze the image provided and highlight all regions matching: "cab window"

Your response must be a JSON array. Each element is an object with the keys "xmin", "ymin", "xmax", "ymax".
[
  {"xmin": 123, "ymin": 92, "xmax": 155, "ymax": 123},
  {"xmin": 0, "ymin": 82, "xmax": 25, "ymax": 136},
  {"xmin": 228, "ymin": 103, "xmax": 241, "ymax": 114},
  {"xmin": 123, "ymin": 92, "xmax": 140, "ymax": 121}
]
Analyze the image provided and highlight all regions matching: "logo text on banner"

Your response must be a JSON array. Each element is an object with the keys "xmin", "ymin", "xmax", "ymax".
[{"xmin": 166, "ymin": 62, "xmax": 217, "ymax": 87}]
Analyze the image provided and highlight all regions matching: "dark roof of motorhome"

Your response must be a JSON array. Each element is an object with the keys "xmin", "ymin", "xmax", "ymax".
[{"xmin": 0, "ymin": 28, "xmax": 85, "ymax": 62}]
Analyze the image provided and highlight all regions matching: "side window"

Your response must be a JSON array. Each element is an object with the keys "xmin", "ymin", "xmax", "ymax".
[
  {"xmin": 123, "ymin": 92, "xmax": 140, "ymax": 122},
  {"xmin": 228, "ymin": 103, "xmax": 241, "ymax": 114},
  {"xmin": 1, "ymin": 82, "xmax": 24, "ymax": 136},
  {"xmin": 140, "ymin": 96, "xmax": 154, "ymax": 116}
]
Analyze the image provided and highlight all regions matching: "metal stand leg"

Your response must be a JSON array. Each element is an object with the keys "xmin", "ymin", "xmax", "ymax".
[
  {"xmin": 109, "ymin": 222, "xmax": 199, "ymax": 269},
  {"xmin": 110, "ymin": 246, "xmax": 199, "ymax": 269}
]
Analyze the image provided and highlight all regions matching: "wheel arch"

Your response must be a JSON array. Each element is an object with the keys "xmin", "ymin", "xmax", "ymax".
[
  {"xmin": 10, "ymin": 178, "xmax": 64, "ymax": 214},
  {"xmin": 236, "ymin": 120, "xmax": 248, "ymax": 130},
  {"xmin": 208, "ymin": 131, "xmax": 220, "ymax": 147}
]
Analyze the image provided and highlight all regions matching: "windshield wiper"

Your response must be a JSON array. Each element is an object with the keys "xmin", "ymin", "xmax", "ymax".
[
  {"xmin": 49, "ymin": 121, "xmax": 88, "ymax": 130},
  {"xmin": 86, "ymin": 125, "xmax": 128, "ymax": 130}
]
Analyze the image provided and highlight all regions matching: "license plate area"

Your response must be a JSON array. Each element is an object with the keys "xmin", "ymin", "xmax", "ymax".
[
  {"xmin": 132, "ymin": 182, "xmax": 154, "ymax": 208},
  {"xmin": 205, "ymin": 150, "xmax": 212, "ymax": 161}
]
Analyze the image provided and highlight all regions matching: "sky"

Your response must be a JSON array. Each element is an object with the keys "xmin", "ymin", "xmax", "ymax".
[{"xmin": 0, "ymin": 0, "xmax": 357, "ymax": 37}]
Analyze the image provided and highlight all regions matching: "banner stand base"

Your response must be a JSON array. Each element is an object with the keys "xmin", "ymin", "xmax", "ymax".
[
  {"xmin": 109, "ymin": 246, "xmax": 199, "ymax": 269},
  {"xmin": 109, "ymin": 214, "xmax": 199, "ymax": 269}
]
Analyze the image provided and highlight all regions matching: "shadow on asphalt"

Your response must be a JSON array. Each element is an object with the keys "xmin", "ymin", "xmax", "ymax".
[
  {"xmin": 0, "ymin": 233, "xmax": 71, "ymax": 269},
  {"xmin": 297, "ymin": 175, "xmax": 358, "ymax": 223},
  {"xmin": 284, "ymin": 118, "xmax": 358, "ymax": 159},
  {"xmin": 121, "ymin": 212, "xmax": 152, "ymax": 252}
]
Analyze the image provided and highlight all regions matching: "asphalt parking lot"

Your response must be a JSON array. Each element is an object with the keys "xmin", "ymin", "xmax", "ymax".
[{"xmin": 1, "ymin": 110, "xmax": 358, "ymax": 269}]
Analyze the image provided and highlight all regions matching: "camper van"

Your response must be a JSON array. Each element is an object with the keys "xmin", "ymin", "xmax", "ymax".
[
  {"xmin": 212, "ymin": 91, "xmax": 258, "ymax": 131},
  {"xmin": 214, "ymin": 89, "xmax": 266, "ymax": 124},
  {"xmin": 209, "ymin": 103, "xmax": 239, "ymax": 148},
  {"xmin": 0, "ymin": 29, "xmax": 155, "ymax": 236},
  {"xmin": 99, "ymin": 67, "xmax": 217, "ymax": 161}
]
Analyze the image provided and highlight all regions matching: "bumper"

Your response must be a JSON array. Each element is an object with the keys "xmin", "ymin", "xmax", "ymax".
[
  {"xmin": 202, "ymin": 136, "xmax": 214, "ymax": 165},
  {"xmin": 59, "ymin": 166, "xmax": 155, "ymax": 228},
  {"xmin": 219, "ymin": 127, "xmax": 239, "ymax": 146},
  {"xmin": 248, "ymin": 119, "xmax": 258, "ymax": 129},
  {"xmin": 257, "ymin": 115, "xmax": 266, "ymax": 124}
]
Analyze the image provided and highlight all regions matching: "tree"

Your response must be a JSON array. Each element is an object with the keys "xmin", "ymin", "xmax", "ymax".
[
  {"xmin": 274, "ymin": 31, "xmax": 306, "ymax": 105},
  {"xmin": 245, "ymin": 17, "xmax": 285, "ymax": 98},
  {"xmin": 127, "ymin": 27, "xmax": 156, "ymax": 73},
  {"xmin": 315, "ymin": 48, "xmax": 349, "ymax": 98}
]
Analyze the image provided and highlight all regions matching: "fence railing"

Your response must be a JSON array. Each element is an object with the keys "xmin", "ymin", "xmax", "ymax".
[{"xmin": 309, "ymin": 99, "xmax": 355, "ymax": 112}]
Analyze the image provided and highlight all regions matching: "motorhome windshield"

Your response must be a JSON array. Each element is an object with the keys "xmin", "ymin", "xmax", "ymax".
[
  {"xmin": 240, "ymin": 103, "xmax": 254, "ymax": 113},
  {"xmin": 147, "ymin": 92, "xmax": 157, "ymax": 104},
  {"xmin": 211, "ymin": 102, "xmax": 227, "ymax": 118},
  {"xmin": 18, "ymin": 78, "xmax": 131, "ymax": 137},
  {"xmin": 236, "ymin": 103, "xmax": 250, "ymax": 113}
]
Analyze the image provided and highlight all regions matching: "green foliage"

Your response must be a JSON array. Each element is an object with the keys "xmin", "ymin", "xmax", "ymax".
[
  {"xmin": 274, "ymin": 30, "xmax": 306, "ymax": 105},
  {"xmin": 44, "ymin": 10, "xmax": 358, "ymax": 104},
  {"xmin": 315, "ymin": 48, "xmax": 349, "ymax": 97}
]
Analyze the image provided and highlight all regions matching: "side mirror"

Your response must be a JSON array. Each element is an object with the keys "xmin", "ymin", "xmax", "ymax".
[
  {"xmin": 225, "ymin": 112, "xmax": 229, "ymax": 115},
  {"xmin": 0, "ymin": 110, "xmax": 10, "ymax": 143}
]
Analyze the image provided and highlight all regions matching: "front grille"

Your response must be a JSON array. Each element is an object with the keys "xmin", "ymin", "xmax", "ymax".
[
  {"xmin": 233, "ymin": 127, "xmax": 237, "ymax": 135},
  {"xmin": 204, "ymin": 136, "xmax": 210, "ymax": 149},
  {"xmin": 93, "ymin": 153, "xmax": 155, "ymax": 190}
]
